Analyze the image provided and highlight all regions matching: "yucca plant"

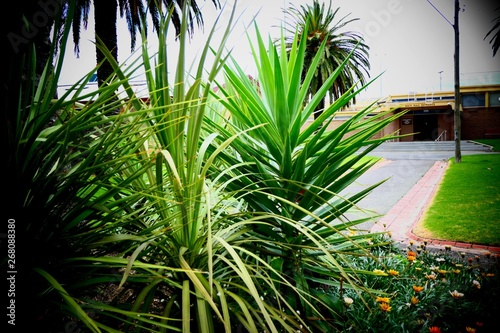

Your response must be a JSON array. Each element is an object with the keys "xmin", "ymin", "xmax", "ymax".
[
  {"xmin": 47, "ymin": 3, "xmax": 313, "ymax": 332},
  {"xmin": 208, "ymin": 22, "xmax": 404, "ymax": 331}
]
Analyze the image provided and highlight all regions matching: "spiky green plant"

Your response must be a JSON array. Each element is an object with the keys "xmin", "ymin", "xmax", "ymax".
[
  {"xmin": 39, "ymin": 3, "xmax": 312, "ymax": 332},
  {"xmin": 208, "ymin": 22, "xmax": 403, "ymax": 331},
  {"xmin": 4, "ymin": 2, "xmax": 159, "ymax": 331}
]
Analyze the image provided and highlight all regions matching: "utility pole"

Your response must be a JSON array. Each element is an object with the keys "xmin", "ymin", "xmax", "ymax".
[
  {"xmin": 454, "ymin": 0, "xmax": 462, "ymax": 163},
  {"xmin": 426, "ymin": 0, "xmax": 462, "ymax": 162}
]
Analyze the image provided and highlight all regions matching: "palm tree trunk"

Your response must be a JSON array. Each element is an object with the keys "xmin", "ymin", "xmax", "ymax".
[
  {"xmin": 94, "ymin": 0, "xmax": 118, "ymax": 89},
  {"xmin": 314, "ymin": 76, "xmax": 324, "ymax": 120}
]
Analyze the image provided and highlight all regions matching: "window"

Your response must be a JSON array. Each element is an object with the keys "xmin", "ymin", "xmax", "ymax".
[
  {"xmin": 489, "ymin": 92, "xmax": 500, "ymax": 107},
  {"xmin": 462, "ymin": 93, "xmax": 485, "ymax": 108}
]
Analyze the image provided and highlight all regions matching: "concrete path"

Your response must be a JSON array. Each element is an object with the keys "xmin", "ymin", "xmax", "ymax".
[{"xmin": 345, "ymin": 140, "xmax": 500, "ymax": 254}]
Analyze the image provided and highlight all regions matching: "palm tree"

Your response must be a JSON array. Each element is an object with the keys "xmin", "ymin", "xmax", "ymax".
[
  {"xmin": 484, "ymin": 7, "xmax": 500, "ymax": 57},
  {"xmin": 71, "ymin": 0, "xmax": 221, "ymax": 88},
  {"xmin": 283, "ymin": 0, "xmax": 370, "ymax": 119}
]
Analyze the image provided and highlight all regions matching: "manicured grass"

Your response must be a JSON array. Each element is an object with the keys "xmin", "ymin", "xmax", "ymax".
[
  {"xmin": 474, "ymin": 138, "xmax": 500, "ymax": 151},
  {"xmin": 415, "ymin": 153, "xmax": 500, "ymax": 246}
]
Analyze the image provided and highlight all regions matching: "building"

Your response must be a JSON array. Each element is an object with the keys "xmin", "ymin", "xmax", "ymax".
[{"xmin": 326, "ymin": 84, "xmax": 500, "ymax": 142}]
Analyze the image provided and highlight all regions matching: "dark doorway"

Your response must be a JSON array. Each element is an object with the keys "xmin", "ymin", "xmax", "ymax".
[{"xmin": 413, "ymin": 114, "xmax": 438, "ymax": 141}]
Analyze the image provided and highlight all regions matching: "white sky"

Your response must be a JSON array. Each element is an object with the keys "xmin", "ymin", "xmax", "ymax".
[{"xmin": 59, "ymin": 0, "xmax": 500, "ymax": 100}]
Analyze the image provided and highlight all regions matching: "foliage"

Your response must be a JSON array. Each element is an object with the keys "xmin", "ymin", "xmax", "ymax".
[
  {"xmin": 70, "ymin": 0, "xmax": 221, "ymax": 56},
  {"xmin": 484, "ymin": 7, "xmax": 500, "ymax": 57},
  {"xmin": 283, "ymin": 0, "xmax": 370, "ymax": 118},
  {"xmin": 208, "ymin": 21, "xmax": 402, "ymax": 331},
  {"xmin": 69, "ymin": 0, "xmax": 221, "ymax": 88},
  {"xmin": 4, "ymin": 2, "xmax": 151, "ymax": 331},
  {"xmin": 5, "ymin": 1, "xmax": 408, "ymax": 332},
  {"xmin": 332, "ymin": 238, "xmax": 500, "ymax": 332}
]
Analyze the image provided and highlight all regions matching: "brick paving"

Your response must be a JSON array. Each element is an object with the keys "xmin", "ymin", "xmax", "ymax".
[{"xmin": 370, "ymin": 160, "xmax": 500, "ymax": 254}]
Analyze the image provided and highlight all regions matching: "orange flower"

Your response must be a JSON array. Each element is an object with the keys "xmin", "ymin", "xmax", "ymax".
[
  {"xmin": 376, "ymin": 296, "xmax": 391, "ymax": 303},
  {"xmin": 411, "ymin": 296, "xmax": 419, "ymax": 305},
  {"xmin": 429, "ymin": 327, "xmax": 441, "ymax": 333},
  {"xmin": 379, "ymin": 302, "xmax": 391, "ymax": 312},
  {"xmin": 465, "ymin": 327, "xmax": 476, "ymax": 333},
  {"xmin": 407, "ymin": 251, "xmax": 417, "ymax": 261},
  {"xmin": 388, "ymin": 269, "xmax": 399, "ymax": 276},
  {"xmin": 413, "ymin": 285, "xmax": 424, "ymax": 293}
]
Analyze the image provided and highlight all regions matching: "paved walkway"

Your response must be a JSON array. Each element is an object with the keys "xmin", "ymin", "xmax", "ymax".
[{"xmin": 369, "ymin": 158, "xmax": 500, "ymax": 254}]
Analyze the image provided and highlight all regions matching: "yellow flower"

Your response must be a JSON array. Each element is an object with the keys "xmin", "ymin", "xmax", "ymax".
[
  {"xmin": 411, "ymin": 296, "xmax": 419, "ymax": 305},
  {"xmin": 379, "ymin": 302, "xmax": 391, "ymax": 312},
  {"xmin": 373, "ymin": 269, "xmax": 388, "ymax": 276},
  {"xmin": 449, "ymin": 290, "xmax": 464, "ymax": 299},
  {"xmin": 388, "ymin": 269, "xmax": 399, "ymax": 276},
  {"xmin": 438, "ymin": 269, "xmax": 447, "ymax": 275},
  {"xmin": 376, "ymin": 296, "xmax": 391, "ymax": 303},
  {"xmin": 413, "ymin": 285, "xmax": 424, "ymax": 293},
  {"xmin": 453, "ymin": 269, "xmax": 461, "ymax": 274},
  {"xmin": 465, "ymin": 327, "xmax": 476, "ymax": 333}
]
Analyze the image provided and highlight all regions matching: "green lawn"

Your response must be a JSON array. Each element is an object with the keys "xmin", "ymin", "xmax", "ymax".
[
  {"xmin": 415, "ymin": 147, "xmax": 500, "ymax": 246},
  {"xmin": 474, "ymin": 138, "xmax": 500, "ymax": 151}
]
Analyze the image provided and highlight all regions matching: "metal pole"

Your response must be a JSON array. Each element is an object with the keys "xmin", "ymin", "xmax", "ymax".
[
  {"xmin": 454, "ymin": 0, "xmax": 461, "ymax": 163},
  {"xmin": 438, "ymin": 70, "xmax": 443, "ymax": 90}
]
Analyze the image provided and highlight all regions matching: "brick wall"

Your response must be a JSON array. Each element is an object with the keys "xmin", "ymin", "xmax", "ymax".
[{"xmin": 462, "ymin": 107, "xmax": 500, "ymax": 139}]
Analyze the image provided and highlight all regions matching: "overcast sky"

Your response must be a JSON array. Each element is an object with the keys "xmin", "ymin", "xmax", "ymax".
[{"xmin": 59, "ymin": 0, "xmax": 500, "ymax": 100}]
